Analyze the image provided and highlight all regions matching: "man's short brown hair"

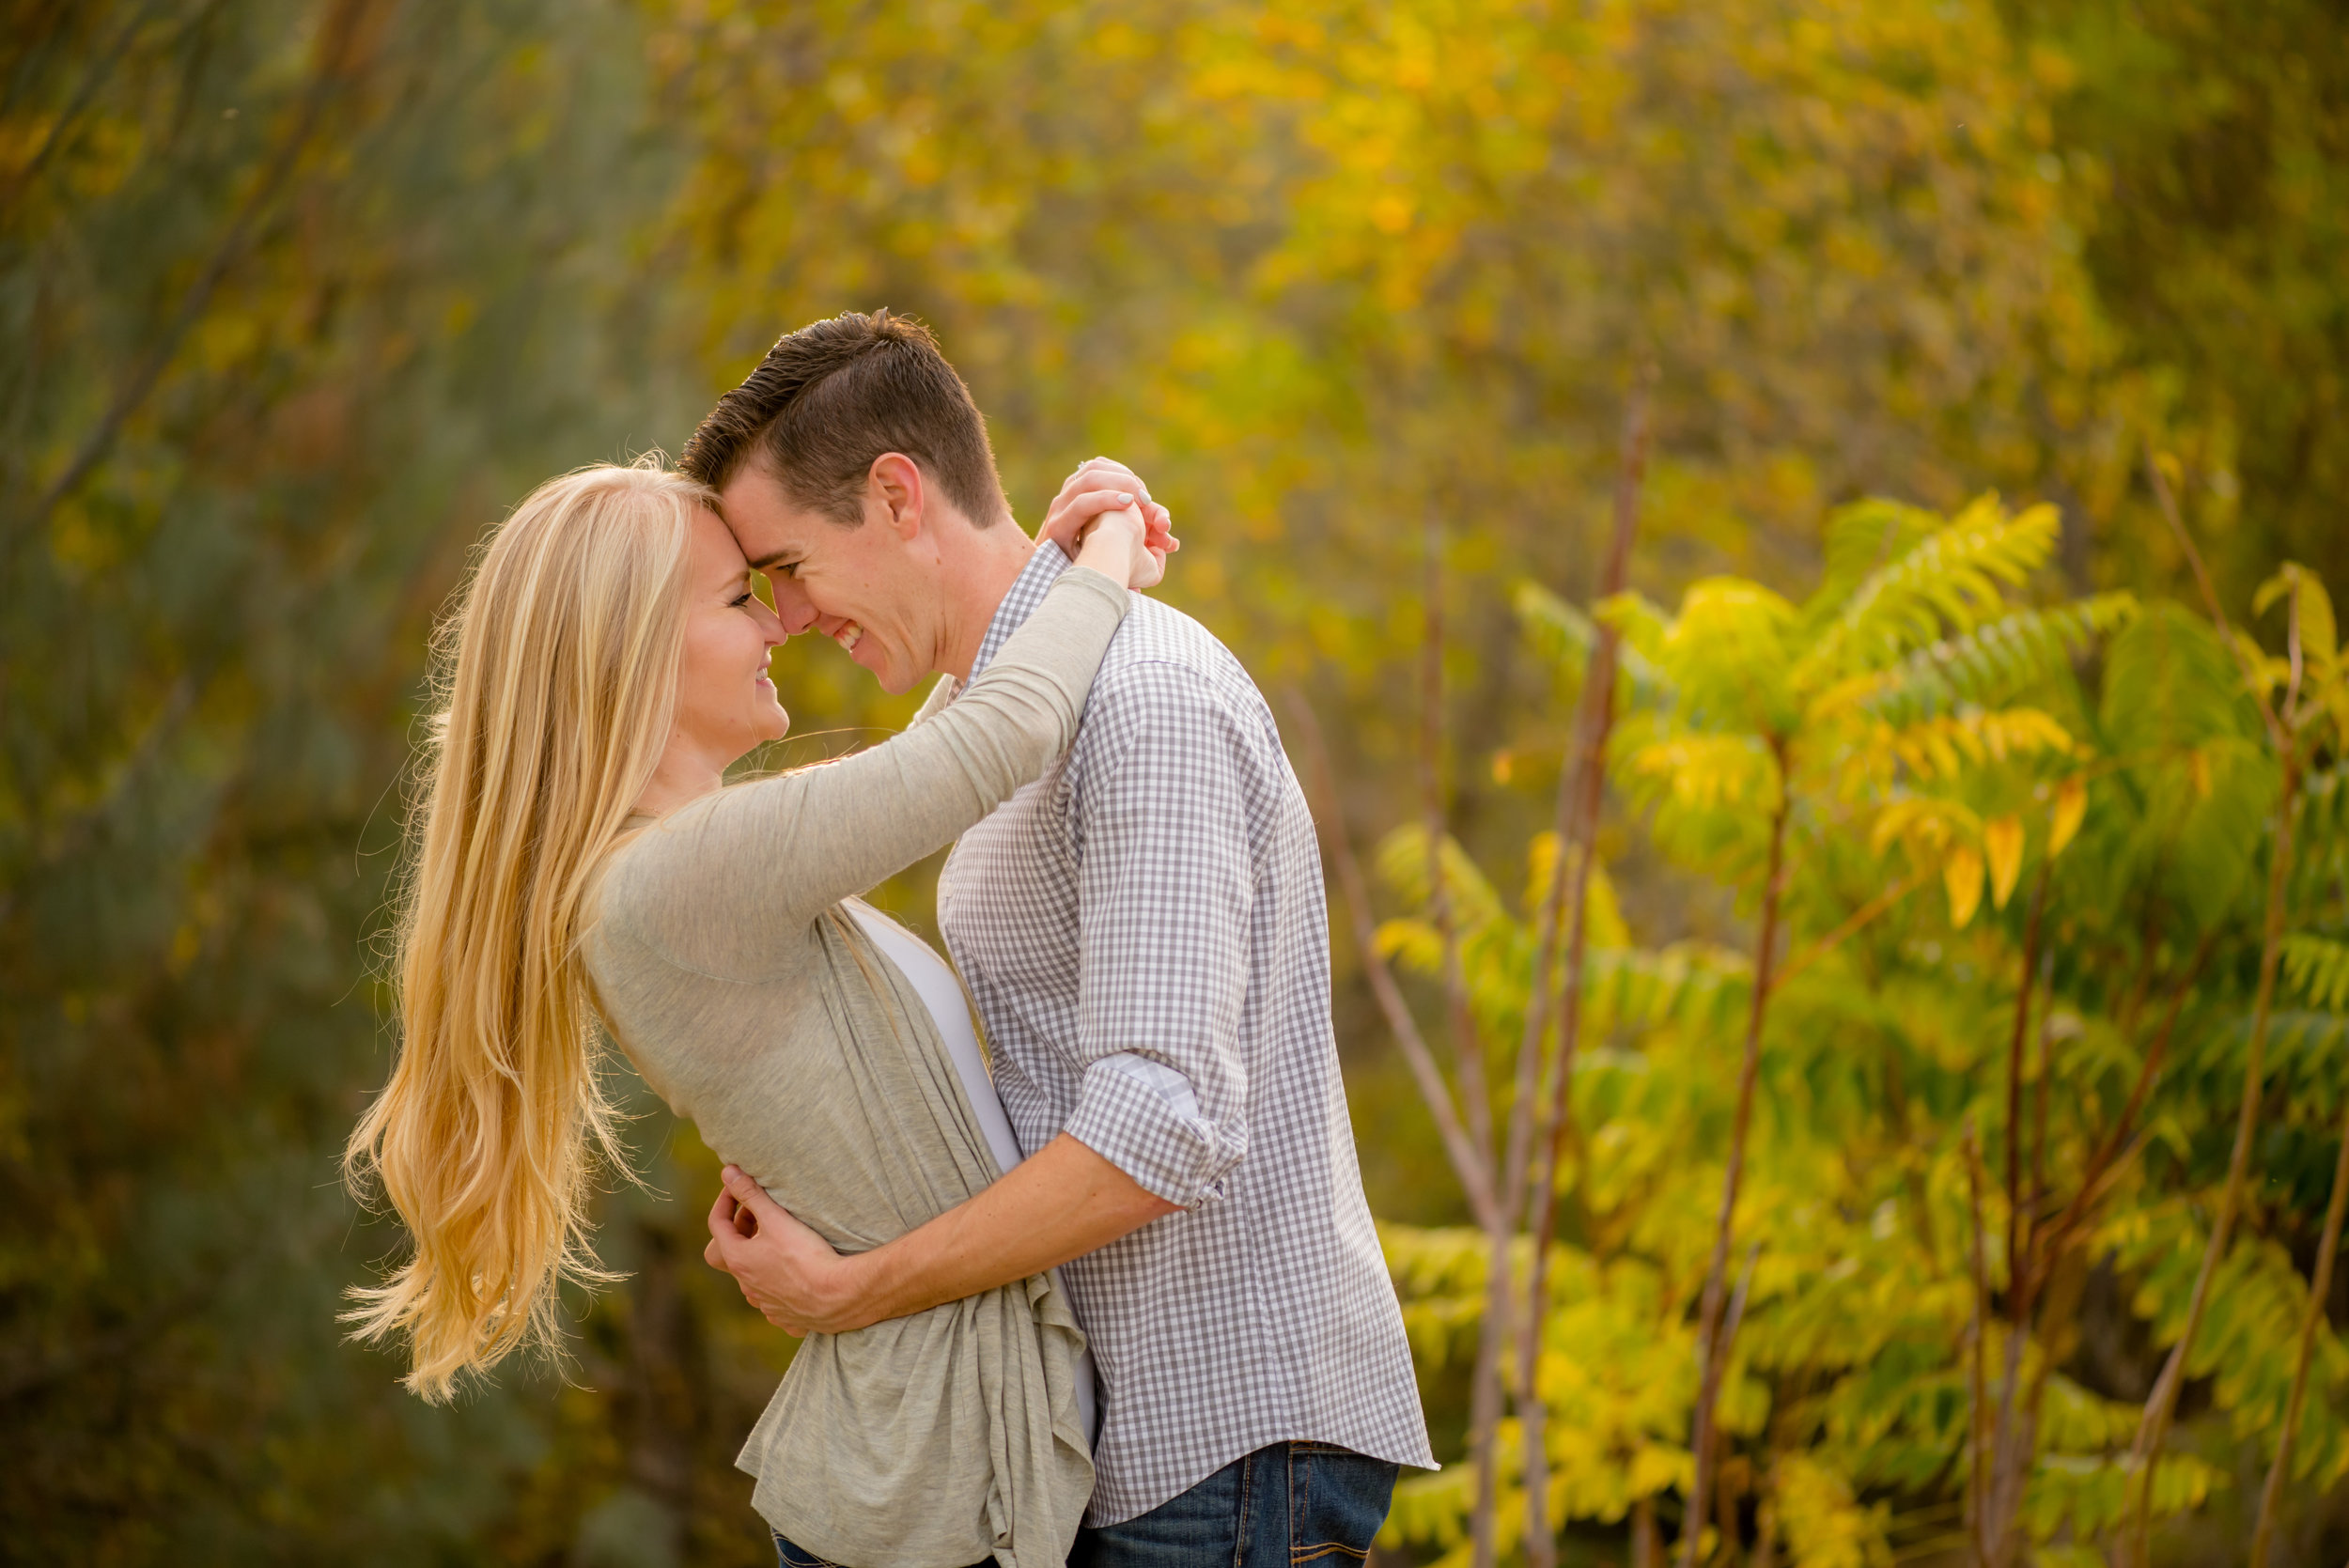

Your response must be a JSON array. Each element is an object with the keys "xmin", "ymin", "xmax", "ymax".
[{"xmin": 678, "ymin": 310, "xmax": 1008, "ymax": 528}]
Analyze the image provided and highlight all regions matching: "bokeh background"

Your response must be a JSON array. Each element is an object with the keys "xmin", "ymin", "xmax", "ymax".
[{"xmin": 5, "ymin": 0, "xmax": 2347, "ymax": 1562}]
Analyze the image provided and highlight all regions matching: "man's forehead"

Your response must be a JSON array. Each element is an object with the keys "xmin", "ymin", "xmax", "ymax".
[{"xmin": 720, "ymin": 471, "xmax": 832, "ymax": 558}]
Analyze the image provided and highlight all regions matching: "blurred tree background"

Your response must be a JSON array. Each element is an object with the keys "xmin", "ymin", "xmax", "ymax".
[{"xmin": 2, "ymin": 0, "xmax": 2343, "ymax": 1563}]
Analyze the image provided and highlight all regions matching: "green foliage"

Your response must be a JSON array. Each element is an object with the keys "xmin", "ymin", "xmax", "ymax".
[{"xmin": 1374, "ymin": 507, "xmax": 2349, "ymax": 1562}]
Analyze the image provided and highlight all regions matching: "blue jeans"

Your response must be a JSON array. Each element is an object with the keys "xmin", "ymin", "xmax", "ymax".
[
  {"xmin": 1070, "ymin": 1441, "xmax": 1399, "ymax": 1568},
  {"xmin": 774, "ymin": 1534, "xmax": 988, "ymax": 1568}
]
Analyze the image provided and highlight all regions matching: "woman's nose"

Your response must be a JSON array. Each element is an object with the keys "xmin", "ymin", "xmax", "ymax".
[{"xmin": 754, "ymin": 599, "xmax": 787, "ymax": 644}]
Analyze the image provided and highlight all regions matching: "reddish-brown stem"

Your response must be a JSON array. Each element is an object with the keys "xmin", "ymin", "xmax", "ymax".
[
  {"xmin": 1678, "ymin": 737, "xmax": 1792, "ymax": 1568},
  {"xmin": 2126, "ymin": 456, "xmax": 2304, "ymax": 1566},
  {"xmin": 2003, "ymin": 874, "xmax": 2051, "ymax": 1329},
  {"xmin": 2034, "ymin": 935, "xmax": 2217, "ymax": 1270},
  {"xmin": 1418, "ymin": 511, "xmax": 1510, "ymax": 1568},
  {"xmin": 1420, "ymin": 510, "xmax": 1496, "ymax": 1172},
  {"xmin": 1767, "ymin": 872, "xmax": 1925, "ymax": 997},
  {"xmin": 1964, "ymin": 1123, "xmax": 1990, "ymax": 1565},
  {"xmin": 1520, "ymin": 362, "xmax": 1653, "ymax": 1568},
  {"xmin": 2030, "ymin": 951, "xmax": 2053, "ymax": 1243},
  {"xmin": 2248, "ymin": 1094, "xmax": 2349, "ymax": 1568}
]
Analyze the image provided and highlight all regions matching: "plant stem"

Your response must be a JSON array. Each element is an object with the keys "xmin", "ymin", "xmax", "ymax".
[
  {"xmin": 1418, "ymin": 510, "xmax": 1511, "ymax": 1568},
  {"xmin": 1421, "ymin": 508, "xmax": 1497, "ymax": 1175},
  {"xmin": 2125, "ymin": 764, "xmax": 2296, "ymax": 1561},
  {"xmin": 1520, "ymin": 361, "xmax": 1654, "ymax": 1568},
  {"xmin": 2003, "ymin": 875, "xmax": 2049, "ymax": 1342},
  {"xmin": 1677, "ymin": 736, "xmax": 1792, "ymax": 1568},
  {"xmin": 2037, "ymin": 935, "xmax": 2217, "ymax": 1266},
  {"xmin": 2126, "ymin": 453, "xmax": 2303, "ymax": 1566},
  {"xmin": 2248, "ymin": 1094, "xmax": 2349, "ymax": 1568},
  {"xmin": 1964, "ymin": 1121, "xmax": 1991, "ymax": 1568}
]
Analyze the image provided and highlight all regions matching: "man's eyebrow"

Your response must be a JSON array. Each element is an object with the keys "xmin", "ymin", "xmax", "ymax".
[{"xmin": 747, "ymin": 549, "xmax": 796, "ymax": 570}]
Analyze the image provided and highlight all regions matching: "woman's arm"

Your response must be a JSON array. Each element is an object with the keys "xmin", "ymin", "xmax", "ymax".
[{"xmin": 606, "ymin": 545, "xmax": 1138, "ymax": 974}]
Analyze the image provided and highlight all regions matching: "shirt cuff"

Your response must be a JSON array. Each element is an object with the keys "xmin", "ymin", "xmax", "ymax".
[{"xmin": 1063, "ymin": 1056, "xmax": 1248, "ymax": 1210}]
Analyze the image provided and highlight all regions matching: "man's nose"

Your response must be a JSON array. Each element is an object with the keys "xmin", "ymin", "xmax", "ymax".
[{"xmin": 767, "ymin": 575, "xmax": 820, "ymax": 635}]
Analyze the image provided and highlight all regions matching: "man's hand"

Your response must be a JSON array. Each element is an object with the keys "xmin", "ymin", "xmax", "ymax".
[
  {"xmin": 703, "ymin": 1135, "xmax": 1179, "ymax": 1335},
  {"xmin": 1039, "ymin": 457, "xmax": 1178, "ymax": 587},
  {"xmin": 704, "ymin": 1169, "xmax": 866, "ymax": 1335}
]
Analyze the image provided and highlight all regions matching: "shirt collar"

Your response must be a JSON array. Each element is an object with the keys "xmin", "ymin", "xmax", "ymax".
[{"xmin": 966, "ymin": 538, "xmax": 1073, "ymax": 685}]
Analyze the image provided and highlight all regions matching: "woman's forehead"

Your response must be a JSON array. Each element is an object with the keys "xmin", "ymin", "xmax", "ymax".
[{"xmin": 689, "ymin": 505, "xmax": 750, "ymax": 582}]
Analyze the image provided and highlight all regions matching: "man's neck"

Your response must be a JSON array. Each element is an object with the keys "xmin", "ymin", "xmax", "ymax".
[{"xmin": 933, "ymin": 512, "xmax": 1038, "ymax": 682}]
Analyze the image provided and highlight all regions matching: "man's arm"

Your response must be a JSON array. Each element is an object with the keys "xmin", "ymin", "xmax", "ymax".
[{"xmin": 706, "ymin": 1136, "xmax": 1178, "ymax": 1336}]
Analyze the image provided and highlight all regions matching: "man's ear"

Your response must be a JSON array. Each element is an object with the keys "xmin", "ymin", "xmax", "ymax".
[{"xmin": 866, "ymin": 453, "xmax": 925, "ymax": 541}]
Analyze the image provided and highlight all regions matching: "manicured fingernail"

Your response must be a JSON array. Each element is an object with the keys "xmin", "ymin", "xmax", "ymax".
[{"xmin": 1118, "ymin": 492, "xmax": 1133, "ymax": 503}]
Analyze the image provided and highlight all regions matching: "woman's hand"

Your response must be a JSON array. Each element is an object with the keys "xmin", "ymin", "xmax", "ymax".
[
  {"xmin": 1039, "ymin": 456, "xmax": 1178, "ymax": 588},
  {"xmin": 704, "ymin": 1165, "xmax": 875, "ymax": 1336},
  {"xmin": 1069, "ymin": 499, "xmax": 1162, "ymax": 589}
]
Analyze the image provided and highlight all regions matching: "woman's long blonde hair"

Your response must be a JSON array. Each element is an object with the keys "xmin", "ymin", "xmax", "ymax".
[{"xmin": 345, "ymin": 457, "xmax": 714, "ymax": 1401}]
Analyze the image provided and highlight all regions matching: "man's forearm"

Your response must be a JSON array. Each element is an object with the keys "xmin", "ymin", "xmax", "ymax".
[{"xmin": 841, "ymin": 1132, "xmax": 1179, "ymax": 1330}]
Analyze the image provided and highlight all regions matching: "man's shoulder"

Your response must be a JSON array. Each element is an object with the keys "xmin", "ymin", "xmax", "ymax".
[
  {"xmin": 1074, "ymin": 598, "xmax": 1287, "ymax": 778},
  {"xmin": 1095, "ymin": 597, "xmax": 1262, "ymax": 712}
]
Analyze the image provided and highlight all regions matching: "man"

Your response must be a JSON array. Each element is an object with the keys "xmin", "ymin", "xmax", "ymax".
[{"xmin": 682, "ymin": 310, "xmax": 1431, "ymax": 1566}]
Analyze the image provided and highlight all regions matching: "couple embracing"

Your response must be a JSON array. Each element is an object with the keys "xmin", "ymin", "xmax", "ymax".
[{"xmin": 348, "ymin": 311, "xmax": 1432, "ymax": 1568}]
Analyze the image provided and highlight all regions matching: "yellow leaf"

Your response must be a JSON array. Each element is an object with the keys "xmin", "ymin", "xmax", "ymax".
[
  {"xmin": 1944, "ymin": 845, "xmax": 1984, "ymax": 929},
  {"xmin": 1983, "ymin": 815, "xmax": 2024, "ymax": 908},
  {"xmin": 2048, "ymin": 776, "xmax": 2087, "ymax": 858}
]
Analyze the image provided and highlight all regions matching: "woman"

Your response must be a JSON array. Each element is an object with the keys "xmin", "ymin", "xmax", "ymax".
[{"xmin": 344, "ymin": 456, "xmax": 1163, "ymax": 1568}]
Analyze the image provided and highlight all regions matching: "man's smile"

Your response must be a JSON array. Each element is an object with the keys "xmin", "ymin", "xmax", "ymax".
[{"xmin": 832, "ymin": 621, "xmax": 864, "ymax": 654}]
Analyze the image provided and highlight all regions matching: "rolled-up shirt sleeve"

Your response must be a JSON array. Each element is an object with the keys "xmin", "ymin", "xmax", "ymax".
[{"xmin": 1061, "ymin": 664, "xmax": 1255, "ymax": 1208}]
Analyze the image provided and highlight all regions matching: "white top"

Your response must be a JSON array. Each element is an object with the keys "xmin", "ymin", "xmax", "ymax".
[{"xmin": 845, "ymin": 900, "xmax": 1100, "ymax": 1447}]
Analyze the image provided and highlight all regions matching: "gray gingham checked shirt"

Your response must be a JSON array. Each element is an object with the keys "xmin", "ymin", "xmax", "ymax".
[{"xmin": 926, "ymin": 543, "xmax": 1433, "ymax": 1528}]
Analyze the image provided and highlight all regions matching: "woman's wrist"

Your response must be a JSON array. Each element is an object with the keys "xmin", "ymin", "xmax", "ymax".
[
  {"xmin": 1069, "ymin": 534, "xmax": 1129, "ymax": 581},
  {"xmin": 1071, "ymin": 514, "xmax": 1144, "ymax": 584}
]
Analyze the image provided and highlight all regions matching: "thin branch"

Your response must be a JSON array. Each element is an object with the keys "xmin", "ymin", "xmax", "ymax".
[
  {"xmin": 2003, "ymin": 871, "xmax": 2051, "ymax": 1330},
  {"xmin": 1422, "ymin": 505, "xmax": 1510, "ymax": 1568},
  {"xmin": 2127, "ymin": 465, "xmax": 2305, "ymax": 1566},
  {"xmin": 2034, "ymin": 935, "xmax": 2217, "ymax": 1267},
  {"xmin": 1769, "ymin": 871, "xmax": 1926, "ymax": 996},
  {"xmin": 2030, "ymin": 950, "xmax": 2054, "ymax": 1241},
  {"xmin": 1679, "ymin": 735, "xmax": 1792, "ymax": 1568},
  {"xmin": 1519, "ymin": 361, "xmax": 1654, "ymax": 1568},
  {"xmin": 1419, "ymin": 506, "xmax": 1496, "ymax": 1169},
  {"xmin": 2249, "ymin": 1093, "xmax": 2349, "ymax": 1568},
  {"xmin": 1284, "ymin": 690, "xmax": 1500, "ymax": 1230},
  {"xmin": 1964, "ymin": 1121, "xmax": 1990, "ymax": 1565}
]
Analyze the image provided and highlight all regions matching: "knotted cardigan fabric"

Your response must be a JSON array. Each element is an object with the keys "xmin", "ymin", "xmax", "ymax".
[{"xmin": 580, "ymin": 565, "xmax": 1130, "ymax": 1568}]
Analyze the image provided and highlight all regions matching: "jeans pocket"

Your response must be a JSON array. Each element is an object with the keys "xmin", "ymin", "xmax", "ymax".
[{"xmin": 1286, "ymin": 1447, "xmax": 1398, "ymax": 1567}]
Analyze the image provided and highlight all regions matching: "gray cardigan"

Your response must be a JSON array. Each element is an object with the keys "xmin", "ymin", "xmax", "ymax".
[{"xmin": 582, "ymin": 564, "xmax": 1130, "ymax": 1568}]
